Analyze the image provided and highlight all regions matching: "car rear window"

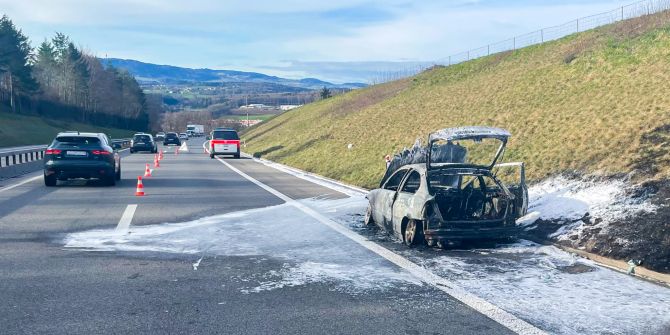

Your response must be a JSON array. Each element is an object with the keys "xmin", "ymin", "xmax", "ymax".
[
  {"xmin": 54, "ymin": 136, "xmax": 100, "ymax": 146},
  {"xmin": 166, "ymin": 133, "xmax": 178, "ymax": 138},
  {"xmin": 212, "ymin": 131, "xmax": 239, "ymax": 140},
  {"xmin": 133, "ymin": 135, "xmax": 151, "ymax": 141}
]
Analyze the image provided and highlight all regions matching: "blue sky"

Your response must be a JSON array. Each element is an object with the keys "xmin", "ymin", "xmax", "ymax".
[{"xmin": 1, "ymin": 0, "xmax": 633, "ymax": 83}]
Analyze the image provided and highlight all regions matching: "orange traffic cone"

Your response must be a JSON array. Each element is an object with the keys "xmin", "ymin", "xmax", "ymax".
[
  {"xmin": 154, "ymin": 155, "xmax": 160, "ymax": 168},
  {"xmin": 135, "ymin": 176, "xmax": 145, "ymax": 196},
  {"xmin": 159, "ymin": 151, "xmax": 163, "ymax": 160},
  {"xmin": 175, "ymin": 147, "xmax": 179, "ymax": 155},
  {"xmin": 144, "ymin": 163, "xmax": 152, "ymax": 177}
]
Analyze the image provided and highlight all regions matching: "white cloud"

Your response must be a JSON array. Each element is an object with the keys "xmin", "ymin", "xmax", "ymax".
[{"xmin": 0, "ymin": 0, "xmax": 635, "ymax": 82}]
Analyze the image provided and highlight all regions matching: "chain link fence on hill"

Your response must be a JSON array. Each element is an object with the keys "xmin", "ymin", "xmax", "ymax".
[
  {"xmin": 437, "ymin": 0, "xmax": 670, "ymax": 66},
  {"xmin": 368, "ymin": 0, "xmax": 670, "ymax": 84}
]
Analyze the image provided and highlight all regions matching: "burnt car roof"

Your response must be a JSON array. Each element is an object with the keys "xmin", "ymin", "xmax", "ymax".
[{"xmin": 428, "ymin": 126, "xmax": 510, "ymax": 143}]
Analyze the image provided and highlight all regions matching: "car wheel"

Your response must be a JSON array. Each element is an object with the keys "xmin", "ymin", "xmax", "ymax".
[
  {"xmin": 130, "ymin": 149, "xmax": 134, "ymax": 154},
  {"xmin": 210, "ymin": 154, "xmax": 215, "ymax": 159},
  {"xmin": 44, "ymin": 172, "xmax": 57, "ymax": 187},
  {"xmin": 404, "ymin": 219, "xmax": 424, "ymax": 247},
  {"xmin": 115, "ymin": 164, "xmax": 121, "ymax": 181},
  {"xmin": 363, "ymin": 204, "xmax": 375, "ymax": 227},
  {"xmin": 234, "ymin": 153, "xmax": 240, "ymax": 159}
]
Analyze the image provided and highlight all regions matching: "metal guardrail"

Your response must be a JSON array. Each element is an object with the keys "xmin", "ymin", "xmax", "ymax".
[
  {"xmin": 0, "ymin": 145, "xmax": 48, "ymax": 168},
  {"xmin": 0, "ymin": 139, "xmax": 132, "ymax": 179}
]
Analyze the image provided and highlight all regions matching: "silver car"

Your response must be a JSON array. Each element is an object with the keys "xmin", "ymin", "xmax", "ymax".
[{"xmin": 364, "ymin": 127, "xmax": 528, "ymax": 247}]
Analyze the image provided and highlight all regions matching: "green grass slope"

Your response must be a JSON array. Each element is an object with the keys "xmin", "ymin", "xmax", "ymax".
[
  {"xmin": 0, "ymin": 111, "xmax": 137, "ymax": 148},
  {"xmin": 243, "ymin": 13, "xmax": 670, "ymax": 189}
]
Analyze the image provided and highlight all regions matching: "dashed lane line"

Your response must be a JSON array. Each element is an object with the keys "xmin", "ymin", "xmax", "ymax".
[{"xmin": 115, "ymin": 204, "xmax": 137, "ymax": 233}]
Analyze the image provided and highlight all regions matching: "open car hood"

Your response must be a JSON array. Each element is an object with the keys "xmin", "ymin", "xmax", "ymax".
[{"xmin": 427, "ymin": 126, "xmax": 510, "ymax": 170}]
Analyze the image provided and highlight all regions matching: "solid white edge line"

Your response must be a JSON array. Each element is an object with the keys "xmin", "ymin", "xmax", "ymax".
[
  {"xmin": 0, "ymin": 174, "xmax": 43, "ymax": 193},
  {"xmin": 115, "ymin": 204, "xmax": 137, "ymax": 233},
  {"xmin": 207, "ymin": 143, "xmax": 546, "ymax": 335}
]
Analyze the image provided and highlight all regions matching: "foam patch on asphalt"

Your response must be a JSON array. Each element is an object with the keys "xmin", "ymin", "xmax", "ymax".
[
  {"xmin": 64, "ymin": 196, "xmax": 420, "ymax": 294},
  {"xmin": 402, "ymin": 240, "xmax": 670, "ymax": 335}
]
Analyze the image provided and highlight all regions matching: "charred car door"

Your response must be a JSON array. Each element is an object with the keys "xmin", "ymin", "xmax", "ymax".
[
  {"xmin": 494, "ymin": 162, "xmax": 528, "ymax": 218},
  {"xmin": 391, "ymin": 170, "xmax": 422, "ymax": 238},
  {"xmin": 377, "ymin": 169, "xmax": 409, "ymax": 230}
]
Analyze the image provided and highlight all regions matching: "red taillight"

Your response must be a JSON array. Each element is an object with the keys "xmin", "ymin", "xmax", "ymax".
[
  {"xmin": 45, "ymin": 149, "xmax": 61, "ymax": 155},
  {"xmin": 92, "ymin": 150, "xmax": 111, "ymax": 155}
]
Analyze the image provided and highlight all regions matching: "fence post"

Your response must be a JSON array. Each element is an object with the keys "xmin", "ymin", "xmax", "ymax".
[
  {"xmin": 621, "ymin": 6, "xmax": 624, "ymax": 20},
  {"xmin": 576, "ymin": 19, "xmax": 579, "ymax": 32},
  {"xmin": 448, "ymin": 56, "xmax": 451, "ymax": 66},
  {"xmin": 467, "ymin": 51, "xmax": 470, "ymax": 60},
  {"xmin": 487, "ymin": 45, "xmax": 490, "ymax": 56},
  {"xmin": 541, "ymin": 29, "xmax": 544, "ymax": 42},
  {"xmin": 513, "ymin": 37, "xmax": 516, "ymax": 51}
]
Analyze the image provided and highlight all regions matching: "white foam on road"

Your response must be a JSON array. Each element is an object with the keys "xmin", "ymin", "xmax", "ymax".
[
  {"xmin": 405, "ymin": 240, "xmax": 670, "ymax": 335},
  {"xmin": 65, "ymin": 197, "xmax": 423, "ymax": 295}
]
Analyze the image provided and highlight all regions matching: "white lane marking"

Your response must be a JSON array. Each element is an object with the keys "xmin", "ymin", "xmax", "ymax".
[
  {"xmin": 0, "ymin": 175, "xmax": 42, "ymax": 193},
  {"xmin": 115, "ymin": 204, "xmax": 137, "ymax": 233},
  {"xmin": 212, "ymin": 155, "xmax": 546, "ymax": 335}
]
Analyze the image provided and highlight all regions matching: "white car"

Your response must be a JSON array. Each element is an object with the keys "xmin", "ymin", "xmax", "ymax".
[{"xmin": 179, "ymin": 133, "xmax": 189, "ymax": 140}]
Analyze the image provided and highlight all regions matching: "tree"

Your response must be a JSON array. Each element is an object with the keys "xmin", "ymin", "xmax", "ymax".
[
  {"xmin": 320, "ymin": 86, "xmax": 332, "ymax": 100},
  {"xmin": 33, "ymin": 40, "xmax": 57, "ymax": 96},
  {"xmin": 0, "ymin": 15, "xmax": 38, "ymax": 111}
]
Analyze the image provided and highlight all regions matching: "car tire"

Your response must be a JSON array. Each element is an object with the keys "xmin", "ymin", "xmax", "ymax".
[
  {"xmin": 404, "ymin": 219, "xmax": 424, "ymax": 247},
  {"xmin": 130, "ymin": 149, "xmax": 134, "ymax": 154},
  {"xmin": 44, "ymin": 172, "xmax": 57, "ymax": 187},
  {"xmin": 363, "ymin": 204, "xmax": 375, "ymax": 227},
  {"xmin": 210, "ymin": 154, "xmax": 215, "ymax": 159},
  {"xmin": 234, "ymin": 153, "xmax": 240, "ymax": 159},
  {"xmin": 115, "ymin": 164, "xmax": 121, "ymax": 181}
]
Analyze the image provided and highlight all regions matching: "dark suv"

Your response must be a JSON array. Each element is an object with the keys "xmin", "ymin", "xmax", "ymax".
[
  {"xmin": 43, "ymin": 132, "xmax": 121, "ymax": 186},
  {"xmin": 130, "ymin": 133, "xmax": 158, "ymax": 153},
  {"xmin": 163, "ymin": 132, "xmax": 181, "ymax": 146}
]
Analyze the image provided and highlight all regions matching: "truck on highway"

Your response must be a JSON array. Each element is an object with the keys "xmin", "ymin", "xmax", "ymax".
[{"xmin": 186, "ymin": 124, "xmax": 204, "ymax": 137}]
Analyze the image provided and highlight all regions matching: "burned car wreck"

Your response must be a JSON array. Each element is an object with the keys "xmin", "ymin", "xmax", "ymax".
[{"xmin": 364, "ymin": 126, "xmax": 528, "ymax": 247}]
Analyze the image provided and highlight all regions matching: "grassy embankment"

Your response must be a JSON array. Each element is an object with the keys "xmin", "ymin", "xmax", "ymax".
[
  {"xmin": 0, "ymin": 110, "xmax": 137, "ymax": 148},
  {"xmin": 242, "ymin": 12, "xmax": 670, "ymax": 189}
]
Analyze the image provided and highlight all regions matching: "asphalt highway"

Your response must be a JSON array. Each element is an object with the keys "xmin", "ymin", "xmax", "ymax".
[{"xmin": 0, "ymin": 138, "xmax": 517, "ymax": 335}]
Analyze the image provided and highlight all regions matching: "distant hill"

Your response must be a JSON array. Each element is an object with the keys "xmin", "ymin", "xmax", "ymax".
[{"xmin": 103, "ymin": 58, "xmax": 366, "ymax": 90}]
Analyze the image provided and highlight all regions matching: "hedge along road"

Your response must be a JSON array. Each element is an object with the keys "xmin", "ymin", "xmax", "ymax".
[{"xmin": 0, "ymin": 137, "xmax": 520, "ymax": 335}]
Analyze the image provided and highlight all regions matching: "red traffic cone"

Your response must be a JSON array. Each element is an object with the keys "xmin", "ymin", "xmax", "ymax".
[
  {"xmin": 135, "ymin": 176, "xmax": 145, "ymax": 196},
  {"xmin": 175, "ymin": 147, "xmax": 179, "ymax": 155},
  {"xmin": 154, "ymin": 155, "xmax": 160, "ymax": 168},
  {"xmin": 159, "ymin": 151, "xmax": 164, "ymax": 160},
  {"xmin": 144, "ymin": 163, "xmax": 152, "ymax": 177}
]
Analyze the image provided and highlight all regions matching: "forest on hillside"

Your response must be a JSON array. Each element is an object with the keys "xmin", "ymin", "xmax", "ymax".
[{"xmin": 0, "ymin": 15, "xmax": 158, "ymax": 131}]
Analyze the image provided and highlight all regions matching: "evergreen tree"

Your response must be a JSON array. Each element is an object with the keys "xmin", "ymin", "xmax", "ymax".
[
  {"xmin": 320, "ymin": 86, "xmax": 332, "ymax": 100},
  {"xmin": 0, "ymin": 15, "xmax": 38, "ymax": 111}
]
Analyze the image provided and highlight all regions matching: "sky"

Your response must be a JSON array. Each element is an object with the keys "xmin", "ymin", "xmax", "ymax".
[{"xmin": 1, "ymin": 0, "xmax": 635, "ymax": 83}]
